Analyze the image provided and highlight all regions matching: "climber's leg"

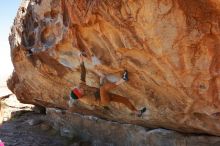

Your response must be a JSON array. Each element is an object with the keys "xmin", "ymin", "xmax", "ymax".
[
  {"xmin": 99, "ymin": 70, "xmax": 128, "ymax": 105},
  {"xmin": 110, "ymin": 94, "xmax": 137, "ymax": 111},
  {"xmin": 100, "ymin": 75, "xmax": 127, "ymax": 91},
  {"xmin": 93, "ymin": 69, "xmax": 106, "ymax": 86},
  {"xmin": 99, "ymin": 70, "xmax": 146, "ymax": 116},
  {"xmin": 103, "ymin": 93, "xmax": 146, "ymax": 116},
  {"xmin": 100, "ymin": 82, "xmax": 116, "ymax": 105}
]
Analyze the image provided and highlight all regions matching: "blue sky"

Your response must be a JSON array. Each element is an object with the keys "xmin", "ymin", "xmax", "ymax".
[{"xmin": 0, "ymin": 0, "xmax": 21, "ymax": 82}]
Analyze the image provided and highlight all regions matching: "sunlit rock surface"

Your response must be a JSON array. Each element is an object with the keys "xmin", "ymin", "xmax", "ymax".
[{"xmin": 8, "ymin": 0, "xmax": 220, "ymax": 136}]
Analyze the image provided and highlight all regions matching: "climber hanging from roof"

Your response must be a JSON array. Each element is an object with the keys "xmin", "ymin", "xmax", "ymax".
[{"xmin": 68, "ymin": 51, "xmax": 146, "ymax": 117}]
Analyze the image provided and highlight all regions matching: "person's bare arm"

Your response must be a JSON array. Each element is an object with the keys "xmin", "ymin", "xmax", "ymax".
[{"xmin": 79, "ymin": 52, "xmax": 87, "ymax": 83}]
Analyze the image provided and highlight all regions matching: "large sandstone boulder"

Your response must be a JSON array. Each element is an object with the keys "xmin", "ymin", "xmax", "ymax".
[{"xmin": 8, "ymin": 0, "xmax": 220, "ymax": 136}]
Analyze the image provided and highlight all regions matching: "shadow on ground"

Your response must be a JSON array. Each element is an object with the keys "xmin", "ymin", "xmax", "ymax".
[{"xmin": 0, "ymin": 93, "xmax": 91, "ymax": 146}]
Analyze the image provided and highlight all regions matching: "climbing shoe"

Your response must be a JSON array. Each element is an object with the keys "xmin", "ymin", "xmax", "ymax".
[
  {"xmin": 137, "ymin": 107, "xmax": 147, "ymax": 117},
  {"xmin": 122, "ymin": 70, "xmax": 129, "ymax": 81}
]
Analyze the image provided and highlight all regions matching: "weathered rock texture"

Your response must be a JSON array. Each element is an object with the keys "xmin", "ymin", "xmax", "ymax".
[
  {"xmin": 8, "ymin": 0, "xmax": 220, "ymax": 136},
  {"xmin": 47, "ymin": 108, "xmax": 220, "ymax": 146}
]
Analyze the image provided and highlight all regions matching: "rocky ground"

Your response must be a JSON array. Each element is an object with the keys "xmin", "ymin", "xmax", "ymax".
[
  {"xmin": 0, "ymin": 111, "xmax": 70, "ymax": 146},
  {"xmin": 0, "ymin": 86, "xmax": 90, "ymax": 146}
]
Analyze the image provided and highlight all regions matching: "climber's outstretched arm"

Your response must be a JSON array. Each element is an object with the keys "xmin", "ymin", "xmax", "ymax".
[{"xmin": 79, "ymin": 52, "xmax": 87, "ymax": 83}]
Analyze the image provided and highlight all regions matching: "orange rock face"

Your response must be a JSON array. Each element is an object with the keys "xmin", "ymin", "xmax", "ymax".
[{"xmin": 8, "ymin": 0, "xmax": 220, "ymax": 135}]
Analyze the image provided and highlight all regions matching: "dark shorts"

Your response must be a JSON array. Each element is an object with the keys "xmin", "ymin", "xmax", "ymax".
[{"xmin": 70, "ymin": 91, "xmax": 79, "ymax": 100}]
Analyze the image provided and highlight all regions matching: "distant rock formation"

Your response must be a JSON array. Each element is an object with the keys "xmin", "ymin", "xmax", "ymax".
[
  {"xmin": 0, "ymin": 94, "xmax": 12, "ymax": 124},
  {"xmin": 8, "ymin": 0, "xmax": 220, "ymax": 136}
]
